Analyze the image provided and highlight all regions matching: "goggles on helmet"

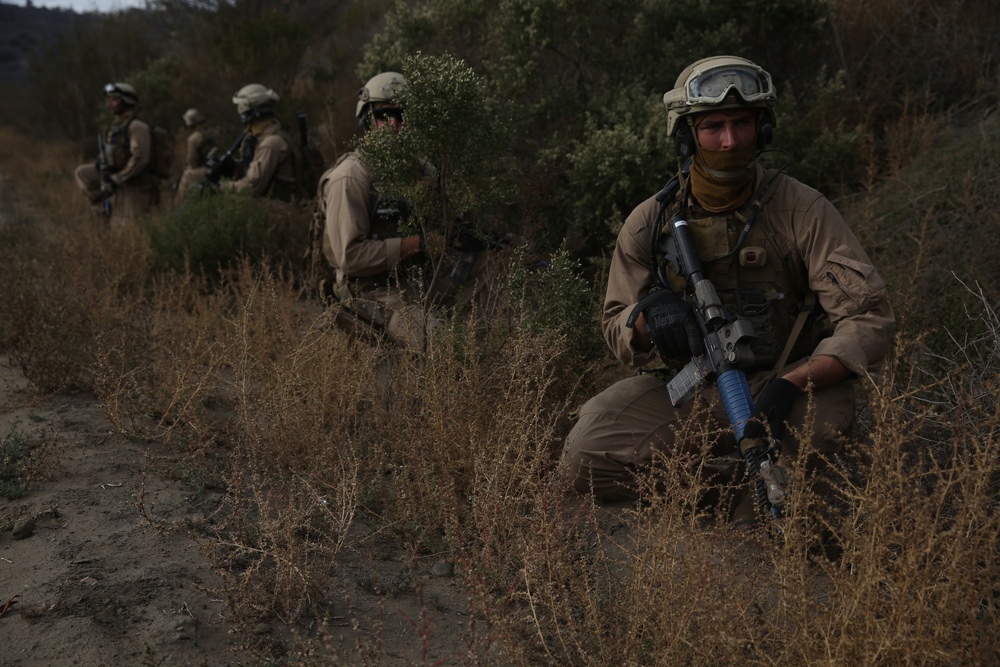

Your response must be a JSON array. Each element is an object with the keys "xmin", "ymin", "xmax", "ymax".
[
  {"xmin": 684, "ymin": 65, "xmax": 774, "ymax": 106},
  {"xmin": 104, "ymin": 83, "xmax": 122, "ymax": 96}
]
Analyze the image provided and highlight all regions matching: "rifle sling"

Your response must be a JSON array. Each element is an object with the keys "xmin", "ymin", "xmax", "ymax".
[{"xmin": 774, "ymin": 292, "xmax": 816, "ymax": 374}]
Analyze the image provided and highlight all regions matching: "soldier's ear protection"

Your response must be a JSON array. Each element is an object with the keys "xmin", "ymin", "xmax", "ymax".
[
  {"xmin": 673, "ymin": 110, "xmax": 776, "ymax": 156},
  {"xmin": 757, "ymin": 110, "xmax": 775, "ymax": 149},
  {"xmin": 674, "ymin": 121, "xmax": 696, "ymax": 157}
]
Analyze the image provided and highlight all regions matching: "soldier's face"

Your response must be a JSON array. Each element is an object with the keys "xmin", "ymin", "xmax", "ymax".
[
  {"xmin": 695, "ymin": 109, "xmax": 757, "ymax": 151},
  {"xmin": 106, "ymin": 95, "xmax": 125, "ymax": 114},
  {"xmin": 371, "ymin": 104, "xmax": 404, "ymax": 132}
]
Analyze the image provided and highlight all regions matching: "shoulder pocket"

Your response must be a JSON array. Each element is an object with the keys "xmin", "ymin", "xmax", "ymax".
[{"xmin": 823, "ymin": 245, "xmax": 886, "ymax": 314}]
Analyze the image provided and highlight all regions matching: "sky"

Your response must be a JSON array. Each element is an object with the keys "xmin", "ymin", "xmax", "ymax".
[{"xmin": 21, "ymin": 0, "xmax": 148, "ymax": 12}]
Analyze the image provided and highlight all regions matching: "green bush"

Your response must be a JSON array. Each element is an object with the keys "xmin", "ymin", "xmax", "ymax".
[
  {"xmin": 358, "ymin": 52, "xmax": 514, "ymax": 239},
  {"xmin": 508, "ymin": 243, "xmax": 608, "ymax": 366},
  {"xmin": 771, "ymin": 67, "xmax": 866, "ymax": 195},
  {"xmin": 0, "ymin": 427, "xmax": 29, "ymax": 500},
  {"xmin": 145, "ymin": 193, "xmax": 271, "ymax": 276}
]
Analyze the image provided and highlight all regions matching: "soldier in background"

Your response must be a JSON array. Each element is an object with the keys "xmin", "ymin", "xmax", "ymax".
[
  {"xmin": 175, "ymin": 107, "xmax": 215, "ymax": 205},
  {"xmin": 74, "ymin": 82, "xmax": 158, "ymax": 221},
  {"xmin": 220, "ymin": 84, "xmax": 302, "ymax": 201},
  {"xmin": 310, "ymin": 71, "xmax": 491, "ymax": 352}
]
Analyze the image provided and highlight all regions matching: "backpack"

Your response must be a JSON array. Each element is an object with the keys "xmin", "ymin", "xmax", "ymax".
[
  {"xmin": 148, "ymin": 125, "xmax": 175, "ymax": 179},
  {"xmin": 291, "ymin": 112, "xmax": 325, "ymax": 199},
  {"xmin": 305, "ymin": 153, "xmax": 353, "ymax": 294}
]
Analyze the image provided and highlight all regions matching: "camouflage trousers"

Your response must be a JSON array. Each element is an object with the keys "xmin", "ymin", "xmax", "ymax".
[
  {"xmin": 331, "ymin": 280, "xmax": 443, "ymax": 353},
  {"xmin": 75, "ymin": 163, "xmax": 157, "ymax": 222},
  {"xmin": 175, "ymin": 166, "xmax": 207, "ymax": 206},
  {"xmin": 560, "ymin": 362, "xmax": 855, "ymax": 502}
]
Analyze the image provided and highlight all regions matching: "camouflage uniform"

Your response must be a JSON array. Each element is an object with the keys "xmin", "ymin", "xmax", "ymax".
[
  {"xmin": 561, "ymin": 56, "xmax": 894, "ymax": 503},
  {"xmin": 176, "ymin": 111, "xmax": 215, "ymax": 205},
  {"xmin": 75, "ymin": 109, "xmax": 157, "ymax": 221},
  {"xmin": 563, "ymin": 163, "xmax": 894, "ymax": 500},
  {"xmin": 222, "ymin": 117, "xmax": 299, "ymax": 201},
  {"xmin": 316, "ymin": 149, "xmax": 495, "ymax": 350}
]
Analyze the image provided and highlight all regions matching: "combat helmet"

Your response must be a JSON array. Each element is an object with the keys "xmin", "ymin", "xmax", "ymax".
[
  {"xmin": 232, "ymin": 83, "xmax": 279, "ymax": 123},
  {"xmin": 356, "ymin": 71, "xmax": 407, "ymax": 131},
  {"xmin": 662, "ymin": 56, "xmax": 777, "ymax": 156},
  {"xmin": 104, "ymin": 82, "xmax": 139, "ymax": 106},
  {"xmin": 182, "ymin": 108, "xmax": 206, "ymax": 128}
]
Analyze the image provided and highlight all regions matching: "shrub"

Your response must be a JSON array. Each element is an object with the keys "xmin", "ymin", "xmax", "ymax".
[
  {"xmin": 0, "ymin": 425, "xmax": 59, "ymax": 501},
  {"xmin": 145, "ymin": 193, "xmax": 271, "ymax": 277},
  {"xmin": 357, "ymin": 52, "xmax": 514, "ymax": 239}
]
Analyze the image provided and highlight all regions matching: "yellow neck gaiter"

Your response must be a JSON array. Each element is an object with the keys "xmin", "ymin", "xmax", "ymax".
[
  {"xmin": 690, "ymin": 144, "xmax": 756, "ymax": 213},
  {"xmin": 248, "ymin": 117, "xmax": 276, "ymax": 137}
]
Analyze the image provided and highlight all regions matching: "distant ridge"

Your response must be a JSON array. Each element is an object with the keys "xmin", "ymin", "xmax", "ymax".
[{"xmin": 0, "ymin": 2, "xmax": 101, "ymax": 81}]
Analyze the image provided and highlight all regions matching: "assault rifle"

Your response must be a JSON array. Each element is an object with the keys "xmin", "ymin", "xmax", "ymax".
[
  {"xmin": 296, "ymin": 111, "xmax": 309, "ymax": 154},
  {"xmin": 663, "ymin": 212, "xmax": 784, "ymax": 519},
  {"xmin": 199, "ymin": 130, "xmax": 250, "ymax": 193},
  {"xmin": 96, "ymin": 133, "xmax": 113, "ymax": 218},
  {"xmin": 628, "ymin": 169, "xmax": 786, "ymax": 520}
]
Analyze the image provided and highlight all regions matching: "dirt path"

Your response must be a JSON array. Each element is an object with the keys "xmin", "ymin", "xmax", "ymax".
[
  {"xmin": 0, "ymin": 171, "xmax": 507, "ymax": 666},
  {"xmin": 0, "ymin": 355, "xmax": 246, "ymax": 666}
]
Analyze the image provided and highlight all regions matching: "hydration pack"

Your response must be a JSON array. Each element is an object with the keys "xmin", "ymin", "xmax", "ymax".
[{"xmin": 148, "ymin": 125, "xmax": 175, "ymax": 179}]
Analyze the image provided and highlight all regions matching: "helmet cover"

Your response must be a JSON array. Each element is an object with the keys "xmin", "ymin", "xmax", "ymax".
[
  {"xmin": 663, "ymin": 56, "xmax": 777, "ymax": 137},
  {"xmin": 233, "ymin": 84, "xmax": 279, "ymax": 120},
  {"xmin": 182, "ymin": 108, "xmax": 206, "ymax": 128},
  {"xmin": 356, "ymin": 71, "xmax": 408, "ymax": 120},
  {"xmin": 104, "ymin": 82, "xmax": 139, "ymax": 106}
]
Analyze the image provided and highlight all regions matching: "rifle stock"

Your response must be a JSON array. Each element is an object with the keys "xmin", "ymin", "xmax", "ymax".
[{"xmin": 96, "ymin": 133, "xmax": 112, "ymax": 218}]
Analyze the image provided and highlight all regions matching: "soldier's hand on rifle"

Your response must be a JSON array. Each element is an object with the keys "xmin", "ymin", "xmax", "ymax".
[
  {"xmin": 100, "ymin": 177, "xmax": 117, "ymax": 197},
  {"xmin": 743, "ymin": 377, "xmax": 803, "ymax": 443},
  {"xmin": 642, "ymin": 289, "xmax": 705, "ymax": 361}
]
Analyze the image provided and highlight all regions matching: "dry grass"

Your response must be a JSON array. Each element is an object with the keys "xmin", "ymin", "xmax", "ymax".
[{"xmin": 2, "ymin": 101, "xmax": 999, "ymax": 666}]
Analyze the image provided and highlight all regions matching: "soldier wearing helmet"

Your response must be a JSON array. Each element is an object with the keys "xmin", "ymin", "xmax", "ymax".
[
  {"xmin": 74, "ymin": 81, "xmax": 158, "ymax": 221},
  {"xmin": 310, "ymin": 71, "xmax": 459, "ymax": 351},
  {"xmin": 220, "ymin": 84, "xmax": 302, "ymax": 201},
  {"xmin": 561, "ymin": 56, "xmax": 894, "ymax": 522},
  {"xmin": 175, "ymin": 108, "xmax": 217, "ymax": 205}
]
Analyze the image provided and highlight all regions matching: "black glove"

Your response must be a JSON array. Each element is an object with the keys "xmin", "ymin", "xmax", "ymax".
[
  {"xmin": 743, "ymin": 378, "xmax": 803, "ymax": 442},
  {"xmin": 453, "ymin": 227, "xmax": 486, "ymax": 254},
  {"xmin": 642, "ymin": 290, "xmax": 705, "ymax": 361},
  {"xmin": 100, "ymin": 177, "xmax": 117, "ymax": 197}
]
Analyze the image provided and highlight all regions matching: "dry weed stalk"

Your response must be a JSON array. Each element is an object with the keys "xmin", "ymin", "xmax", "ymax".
[
  {"xmin": 95, "ymin": 257, "xmax": 240, "ymax": 449},
  {"xmin": 213, "ymin": 267, "xmax": 373, "ymax": 627},
  {"xmin": 762, "ymin": 279, "xmax": 1000, "ymax": 664},
  {"xmin": 3, "ymin": 216, "xmax": 151, "ymax": 392}
]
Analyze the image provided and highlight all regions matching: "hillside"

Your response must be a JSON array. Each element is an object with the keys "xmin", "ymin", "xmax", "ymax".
[{"xmin": 0, "ymin": 2, "xmax": 101, "ymax": 81}]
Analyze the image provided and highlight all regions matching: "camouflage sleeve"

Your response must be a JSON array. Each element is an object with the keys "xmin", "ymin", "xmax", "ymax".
[
  {"xmin": 321, "ymin": 157, "xmax": 402, "ymax": 280},
  {"xmin": 602, "ymin": 196, "xmax": 661, "ymax": 368},
  {"xmin": 113, "ymin": 120, "xmax": 151, "ymax": 184},
  {"xmin": 789, "ymin": 191, "xmax": 895, "ymax": 375},
  {"xmin": 185, "ymin": 131, "xmax": 203, "ymax": 170},
  {"xmin": 229, "ymin": 134, "xmax": 286, "ymax": 197}
]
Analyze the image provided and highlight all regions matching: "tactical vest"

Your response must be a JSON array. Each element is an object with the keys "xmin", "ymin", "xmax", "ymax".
[
  {"xmin": 654, "ymin": 171, "xmax": 831, "ymax": 373},
  {"xmin": 272, "ymin": 128, "xmax": 307, "ymax": 201},
  {"xmin": 103, "ymin": 115, "xmax": 133, "ymax": 172},
  {"xmin": 193, "ymin": 128, "xmax": 218, "ymax": 167},
  {"xmin": 232, "ymin": 133, "xmax": 257, "ymax": 180}
]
